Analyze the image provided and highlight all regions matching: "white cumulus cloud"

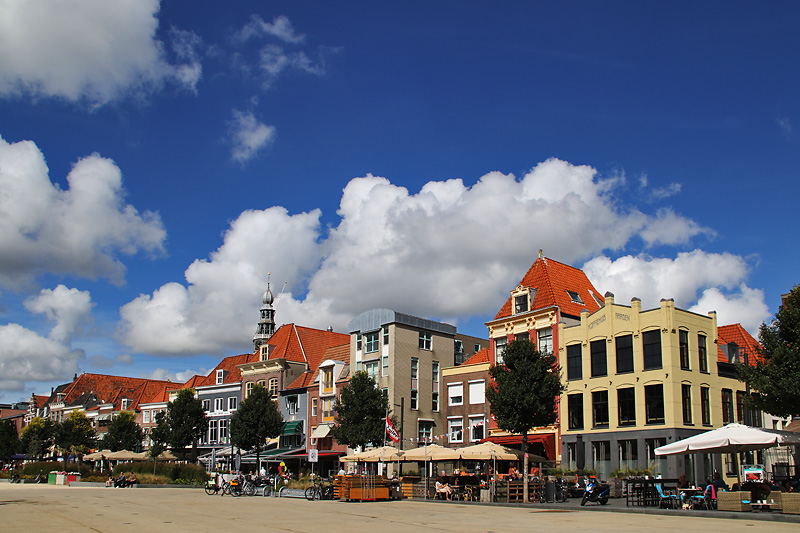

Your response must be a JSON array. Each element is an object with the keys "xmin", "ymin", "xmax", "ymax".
[
  {"xmin": 23, "ymin": 285, "xmax": 94, "ymax": 343},
  {"xmin": 0, "ymin": 135, "xmax": 166, "ymax": 289},
  {"xmin": 118, "ymin": 158, "xmax": 734, "ymax": 357},
  {"xmin": 0, "ymin": 0, "xmax": 202, "ymax": 105},
  {"xmin": 582, "ymin": 252, "xmax": 770, "ymax": 333},
  {"xmin": 0, "ymin": 323, "xmax": 84, "ymax": 390}
]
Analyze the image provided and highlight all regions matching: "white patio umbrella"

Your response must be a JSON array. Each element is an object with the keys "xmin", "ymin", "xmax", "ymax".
[
  {"xmin": 359, "ymin": 446, "xmax": 404, "ymax": 462},
  {"xmin": 401, "ymin": 444, "xmax": 461, "ymax": 462},
  {"xmin": 655, "ymin": 423, "xmax": 800, "ymax": 484}
]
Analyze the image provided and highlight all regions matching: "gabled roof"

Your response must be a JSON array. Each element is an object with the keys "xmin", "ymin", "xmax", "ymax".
[
  {"xmin": 287, "ymin": 370, "xmax": 317, "ymax": 390},
  {"xmin": 33, "ymin": 395, "xmax": 48, "ymax": 409},
  {"xmin": 265, "ymin": 324, "xmax": 349, "ymax": 370},
  {"xmin": 461, "ymin": 347, "xmax": 491, "ymax": 366},
  {"xmin": 494, "ymin": 255, "xmax": 603, "ymax": 320},
  {"xmin": 196, "ymin": 353, "xmax": 260, "ymax": 387},
  {"xmin": 717, "ymin": 323, "xmax": 762, "ymax": 364},
  {"xmin": 182, "ymin": 375, "xmax": 205, "ymax": 388}
]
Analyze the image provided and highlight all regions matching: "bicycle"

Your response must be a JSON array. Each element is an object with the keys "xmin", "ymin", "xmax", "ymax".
[{"xmin": 305, "ymin": 475, "xmax": 334, "ymax": 501}]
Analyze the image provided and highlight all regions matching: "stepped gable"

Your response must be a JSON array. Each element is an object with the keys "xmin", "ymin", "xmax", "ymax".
[
  {"xmin": 494, "ymin": 255, "xmax": 603, "ymax": 320},
  {"xmin": 197, "ymin": 353, "xmax": 259, "ymax": 386},
  {"xmin": 717, "ymin": 323, "xmax": 763, "ymax": 364},
  {"xmin": 461, "ymin": 347, "xmax": 491, "ymax": 366}
]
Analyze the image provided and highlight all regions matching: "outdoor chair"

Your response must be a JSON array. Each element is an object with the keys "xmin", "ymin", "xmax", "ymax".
[
  {"xmin": 717, "ymin": 490, "xmax": 752, "ymax": 512},
  {"xmin": 655, "ymin": 483, "xmax": 679, "ymax": 509},
  {"xmin": 690, "ymin": 485, "xmax": 715, "ymax": 510}
]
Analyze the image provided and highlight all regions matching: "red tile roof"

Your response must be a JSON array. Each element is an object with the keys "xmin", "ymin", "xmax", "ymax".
[
  {"xmin": 717, "ymin": 323, "xmax": 762, "ymax": 364},
  {"xmin": 461, "ymin": 347, "xmax": 491, "ymax": 365},
  {"xmin": 196, "ymin": 353, "xmax": 260, "ymax": 387},
  {"xmin": 265, "ymin": 324, "xmax": 349, "ymax": 370},
  {"xmin": 494, "ymin": 256, "xmax": 603, "ymax": 320},
  {"xmin": 33, "ymin": 395, "xmax": 48, "ymax": 409},
  {"xmin": 60, "ymin": 373, "xmax": 172, "ymax": 410},
  {"xmin": 182, "ymin": 375, "xmax": 204, "ymax": 388}
]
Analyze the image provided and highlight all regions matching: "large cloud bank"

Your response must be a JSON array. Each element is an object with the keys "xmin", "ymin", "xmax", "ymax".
[
  {"xmin": 0, "ymin": 0, "xmax": 201, "ymax": 105},
  {"xmin": 118, "ymin": 158, "xmax": 768, "ymax": 356}
]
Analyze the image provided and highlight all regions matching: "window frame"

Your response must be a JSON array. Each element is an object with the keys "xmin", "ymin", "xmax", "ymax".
[
  {"xmin": 590, "ymin": 339, "xmax": 608, "ymax": 377},
  {"xmin": 538, "ymin": 327, "xmax": 553, "ymax": 354},
  {"xmin": 448, "ymin": 382, "xmax": 464, "ymax": 406},
  {"xmin": 617, "ymin": 387, "xmax": 636, "ymax": 427},
  {"xmin": 700, "ymin": 386, "xmax": 711, "ymax": 426},
  {"xmin": 679, "ymin": 329, "xmax": 690, "ymax": 370},
  {"xmin": 448, "ymin": 417, "xmax": 464, "ymax": 444},
  {"xmin": 419, "ymin": 331, "xmax": 432, "ymax": 350},
  {"xmin": 566, "ymin": 343, "xmax": 583, "ymax": 380},
  {"xmin": 567, "ymin": 393, "xmax": 584, "ymax": 430},
  {"xmin": 364, "ymin": 331, "xmax": 380, "ymax": 353},
  {"xmin": 681, "ymin": 383, "xmax": 693, "ymax": 425},
  {"xmin": 642, "ymin": 329, "xmax": 663, "ymax": 370},
  {"xmin": 615, "ymin": 334, "xmax": 634, "ymax": 374},
  {"xmin": 698, "ymin": 334, "xmax": 708, "ymax": 373},
  {"xmin": 644, "ymin": 384, "xmax": 665, "ymax": 425},
  {"xmin": 592, "ymin": 390, "xmax": 609, "ymax": 428}
]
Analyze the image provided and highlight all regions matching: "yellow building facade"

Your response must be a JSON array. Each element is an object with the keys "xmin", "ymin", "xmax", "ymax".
[{"xmin": 559, "ymin": 293, "xmax": 759, "ymax": 485}]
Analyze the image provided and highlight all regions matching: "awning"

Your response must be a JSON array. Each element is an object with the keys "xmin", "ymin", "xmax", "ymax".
[
  {"xmin": 310, "ymin": 424, "xmax": 332, "ymax": 439},
  {"xmin": 281, "ymin": 421, "xmax": 304, "ymax": 435},
  {"xmin": 484, "ymin": 432, "xmax": 555, "ymax": 462}
]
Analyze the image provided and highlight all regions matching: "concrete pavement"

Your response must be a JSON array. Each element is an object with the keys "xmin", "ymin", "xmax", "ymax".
[{"xmin": 0, "ymin": 482, "xmax": 795, "ymax": 532}]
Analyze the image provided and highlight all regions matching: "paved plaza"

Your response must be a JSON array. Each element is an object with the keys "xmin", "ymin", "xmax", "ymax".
[{"xmin": 1, "ymin": 483, "xmax": 795, "ymax": 532}]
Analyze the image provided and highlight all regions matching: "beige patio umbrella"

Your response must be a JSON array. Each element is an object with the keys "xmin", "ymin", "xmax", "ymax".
[
  {"xmin": 105, "ymin": 450, "xmax": 143, "ymax": 461},
  {"xmin": 402, "ymin": 444, "xmax": 461, "ymax": 462},
  {"xmin": 359, "ymin": 446, "xmax": 404, "ymax": 462},
  {"xmin": 84, "ymin": 449, "xmax": 113, "ymax": 461},
  {"xmin": 458, "ymin": 441, "xmax": 523, "ymax": 461}
]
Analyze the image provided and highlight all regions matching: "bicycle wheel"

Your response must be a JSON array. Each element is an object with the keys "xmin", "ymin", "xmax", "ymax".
[
  {"xmin": 205, "ymin": 484, "xmax": 217, "ymax": 496},
  {"xmin": 221, "ymin": 483, "xmax": 230, "ymax": 496},
  {"xmin": 305, "ymin": 486, "xmax": 317, "ymax": 501},
  {"xmin": 244, "ymin": 482, "xmax": 255, "ymax": 496}
]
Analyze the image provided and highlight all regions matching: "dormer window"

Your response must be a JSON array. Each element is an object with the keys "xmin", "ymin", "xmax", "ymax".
[
  {"xmin": 514, "ymin": 294, "xmax": 528, "ymax": 314},
  {"xmin": 567, "ymin": 290, "xmax": 584, "ymax": 304},
  {"xmin": 260, "ymin": 345, "xmax": 269, "ymax": 361},
  {"xmin": 121, "ymin": 399, "xmax": 129, "ymax": 410},
  {"xmin": 216, "ymin": 369, "xmax": 224, "ymax": 384}
]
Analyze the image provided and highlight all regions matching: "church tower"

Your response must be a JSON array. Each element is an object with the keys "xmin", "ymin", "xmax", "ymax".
[{"xmin": 253, "ymin": 276, "xmax": 276, "ymax": 354}]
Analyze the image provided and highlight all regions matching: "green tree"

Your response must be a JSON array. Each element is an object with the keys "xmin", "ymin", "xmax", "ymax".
[
  {"xmin": 738, "ymin": 285, "xmax": 800, "ymax": 418},
  {"xmin": 486, "ymin": 339, "xmax": 566, "ymax": 502},
  {"xmin": 54, "ymin": 410, "xmax": 96, "ymax": 456},
  {"xmin": 101, "ymin": 410, "xmax": 144, "ymax": 451},
  {"xmin": 148, "ymin": 411, "xmax": 170, "ymax": 474},
  {"xmin": 230, "ymin": 384, "xmax": 283, "ymax": 467},
  {"xmin": 330, "ymin": 371, "xmax": 389, "ymax": 450},
  {"xmin": 162, "ymin": 388, "xmax": 208, "ymax": 460},
  {"xmin": 20, "ymin": 416, "xmax": 55, "ymax": 459},
  {"xmin": 0, "ymin": 419, "xmax": 20, "ymax": 459}
]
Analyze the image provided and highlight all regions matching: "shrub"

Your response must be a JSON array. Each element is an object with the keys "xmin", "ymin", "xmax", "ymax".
[{"xmin": 111, "ymin": 461, "xmax": 208, "ymax": 483}]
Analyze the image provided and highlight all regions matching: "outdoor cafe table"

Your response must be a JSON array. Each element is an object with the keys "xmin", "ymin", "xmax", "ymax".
[{"xmin": 625, "ymin": 478, "xmax": 679, "ymax": 507}]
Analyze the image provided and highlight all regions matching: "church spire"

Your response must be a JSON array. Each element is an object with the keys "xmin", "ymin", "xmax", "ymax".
[{"xmin": 253, "ymin": 274, "xmax": 276, "ymax": 354}]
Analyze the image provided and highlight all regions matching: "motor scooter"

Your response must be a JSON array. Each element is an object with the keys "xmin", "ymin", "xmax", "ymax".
[{"xmin": 580, "ymin": 476, "xmax": 610, "ymax": 506}]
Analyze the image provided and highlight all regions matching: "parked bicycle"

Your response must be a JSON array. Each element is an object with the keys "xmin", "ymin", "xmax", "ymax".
[{"xmin": 304, "ymin": 475, "xmax": 334, "ymax": 501}]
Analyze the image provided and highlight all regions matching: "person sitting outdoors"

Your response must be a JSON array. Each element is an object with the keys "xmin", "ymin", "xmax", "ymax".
[
  {"xmin": 126, "ymin": 472, "xmax": 138, "ymax": 486},
  {"xmin": 106, "ymin": 475, "xmax": 113, "ymax": 488},
  {"xmin": 435, "ymin": 477, "xmax": 454, "ymax": 501},
  {"xmin": 114, "ymin": 473, "xmax": 128, "ymax": 488},
  {"xmin": 711, "ymin": 472, "xmax": 729, "ymax": 493}
]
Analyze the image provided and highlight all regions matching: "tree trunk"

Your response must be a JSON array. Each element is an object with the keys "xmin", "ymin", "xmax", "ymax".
[{"xmin": 522, "ymin": 430, "xmax": 529, "ymax": 503}]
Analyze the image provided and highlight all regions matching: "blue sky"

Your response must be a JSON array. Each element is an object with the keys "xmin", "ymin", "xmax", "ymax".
[{"xmin": 1, "ymin": 1, "xmax": 797, "ymax": 402}]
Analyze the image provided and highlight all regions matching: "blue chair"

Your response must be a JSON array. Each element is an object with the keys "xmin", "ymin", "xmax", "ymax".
[
  {"xmin": 690, "ymin": 485, "xmax": 714, "ymax": 510},
  {"xmin": 656, "ymin": 483, "xmax": 679, "ymax": 509}
]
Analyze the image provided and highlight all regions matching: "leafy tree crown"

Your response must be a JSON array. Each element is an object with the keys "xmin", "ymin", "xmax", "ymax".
[{"xmin": 330, "ymin": 371, "xmax": 389, "ymax": 450}]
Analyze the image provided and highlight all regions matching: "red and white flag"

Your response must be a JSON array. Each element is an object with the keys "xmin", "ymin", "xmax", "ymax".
[{"xmin": 385, "ymin": 416, "xmax": 400, "ymax": 443}]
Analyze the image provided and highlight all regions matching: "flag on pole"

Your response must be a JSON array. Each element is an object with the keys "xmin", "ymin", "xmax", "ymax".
[{"xmin": 385, "ymin": 416, "xmax": 400, "ymax": 443}]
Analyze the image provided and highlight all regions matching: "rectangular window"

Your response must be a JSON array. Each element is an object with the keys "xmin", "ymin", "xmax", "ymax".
[
  {"xmin": 469, "ymin": 416, "xmax": 485, "ymax": 442},
  {"xmin": 698, "ymin": 334, "xmax": 708, "ymax": 373},
  {"xmin": 286, "ymin": 395, "xmax": 298, "ymax": 415},
  {"xmin": 618, "ymin": 440, "xmax": 638, "ymax": 470},
  {"xmin": 568, "ymin": 393, "xmax": 584, "ymax": 430},
  {"xmin": 469, "ymin": 380, "xmax": 486, "ymax": 404},
  {"xmin": 736, "ymin": 391, "xmax": 746, "ymax": 424},
  {"xmin": 410, "ymin": 357, "xmax": 418, "ymax": 391},
  {"xmin": 383, "ymin": 326, "xmax": 389, "ymax": 345},
  {"xmin": 538, "ymin": 327, "xmax": 553, "ymax": 354},
  {"xmin": 418, "ymin": 420, "xmax": 434, "ymax": 444},
  {"xmin": 567, "ymin": 344, "xmax": 582, "ymax": 380},
  {"xmin": 228, "ymin": 397, "xmax": 237, "ymax": 411},
  {"xmin": 432, "ymin": 361, "xmax": 439, "ymax": 411},
  {"xmin": 642, "ymin": 330, "xmax": 662, "ymax": 370},
  {"xmin": 382, "ymin": 350, "xmax": 389, "ymax": 377},
  {"xmin": 567, "ymin": 290, "xmax": 584, "ymax": 304},
  {"xmin": 645, "ymin": 384, "xmax": 665, "ymax": 424},
  {"xmin": 679, "ymin": 330, "xmax": 690, "ymax": 370},
  {"xmin": 245, "ymin": 382, "xmax": 253, "ymax": 398},
  {"xmin": 700, "ymin": 386, "xmax": 711, "ymax": 425},
  {"xmin": 364, "ymin": 361, "xmax": 378, "ymax": 380},
  {"xmin": 214, "ymin": 397, "xmax": 223, "ymax": 412},
  {"xmin": 322, "ymin": 368, "xmax": 333, "ymax": 390},
  {"xmin": 216, "ymin": 369, "xmax": 224, "ymax": 384},
  {"xmin": 202, "ymin": 399, "xmax": 210, "ymax": 412},
  {"xmin": 495, "ymin": 337, "xmax": 507, "ymax": 365},
  {"xmin": 617, "ymin": 387, "xmax": 636, "ymax": 426},
  {"xmin": 419, "ymin": 331, "xmax": 432, "ymax": 350},
  {"xmin": 322, "ymin": 398, "xmax": 334, "ymax": 420},
  {"xmin": 268, "ymin": 378, "xmax": 279, "ymax": 399},
  {"xmin": 448, "ymin": 383, "xmax": 464, "ymax": 406},
  {"xmin": 208, "ymin": 420, "xmax": 218, "ymax": 444},
  {"xmin": 514, "ymin": 294, "xmax": 528, "ymax": 314},
  {"xmin": 219, "ymin": 419, "xmax": 228, "ymax": 444},
  {"xmin": 364, "ymin": 331, "xmax": 380, "ymax": 353},
  {"xmin": 311, "ymin": 397, "xmax": 318, "ymax": 417},
  {"xmin": 410, "ymin": 390, "xmax": 418, "ymax": 410},
  {"xmin": 682, "ymin": 384, "xmax": 693, "ymax": 425},
  {"xmin": 432, "ymin": 392, "xmax": 438, "ymax": 412},
  {"xmin": 516, "ymin": 332, "xmax": 529, "ymax": 342},
  {"xmin": 590, "ymin": 339, "xmax": 608, "ymax": 377},
  {"xmin": 143, "ymin": 410, "xmax": 150, "ymax": 424},
  {"xmin": 448, "ymin": 418, "xmax": 463, "ymax": 443},
  {"xmin": 356, "ymin": 332, "xmax": 362, "ymax": 351},
  {"xmin": 592, "ymin": 390, "xmax": 609, "ymax": 427},
  {"xmin": 615, "ymin": 335, "xmax": 634, "ymax": 374},
  {"xmin": 474, "ymin": 343, "xmax": 481, "ymax": 353},
  {"xmin": 721, "ymin": 389, "xmax": 733, "ymax": 425}
]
